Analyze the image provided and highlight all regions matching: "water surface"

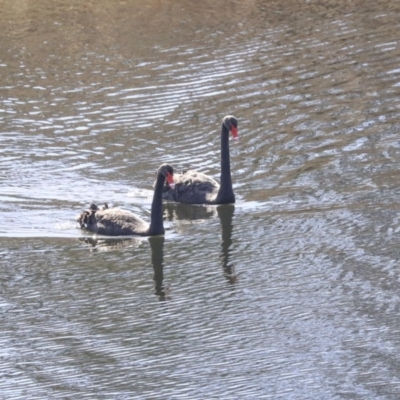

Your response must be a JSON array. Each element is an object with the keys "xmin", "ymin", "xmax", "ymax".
[{"xmin": 1, "ymin": 0, "xmax": 400, "ymax": 398}]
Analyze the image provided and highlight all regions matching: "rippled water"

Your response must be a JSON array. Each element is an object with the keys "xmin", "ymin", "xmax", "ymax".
[{"xmin": 2, "ymin": 0, "xmax": 400, "ymax": 398}]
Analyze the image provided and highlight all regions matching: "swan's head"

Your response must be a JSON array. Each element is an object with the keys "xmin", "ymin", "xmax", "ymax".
[
  {"xmin": 158, "ymin": 163, "xmax": 175, "ymax": 189},
  {"xmin": 222, "ymin": 115, "xmax": 238, "ymax": 139}
]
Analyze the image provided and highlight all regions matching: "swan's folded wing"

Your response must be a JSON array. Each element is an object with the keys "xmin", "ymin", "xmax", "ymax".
[
  {"xmin": 162, "ymin": 170, "xmax": 219, "ymax": 204},
  {"xmin": 90, "ymin": 208, "xmax": 149, "ymax": 236}
]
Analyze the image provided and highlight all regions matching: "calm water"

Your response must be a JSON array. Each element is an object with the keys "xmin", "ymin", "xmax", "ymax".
[{"xmin": 1, "ymin": 0, "xmax": 400, "ymax": 398}]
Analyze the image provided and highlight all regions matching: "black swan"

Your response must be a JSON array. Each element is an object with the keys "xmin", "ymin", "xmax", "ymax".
[
  {"xmin": 78, "ymin": 164, "xmax": 174, "ymax": 236},
  {"xmin": 162, "ymin": 115, "xmax": 238, "ymax": 204}
]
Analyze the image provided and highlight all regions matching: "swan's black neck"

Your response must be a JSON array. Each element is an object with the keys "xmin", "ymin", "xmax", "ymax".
[
  {"xmin": 215, "ymin": 124, "xmax": 235, "ymax": 204},
  {"xmin": 148, "ymin": 173, "xmax": 165, "ymax": 235}
]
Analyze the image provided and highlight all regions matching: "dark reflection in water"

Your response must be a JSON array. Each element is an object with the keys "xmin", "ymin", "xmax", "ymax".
[
  {"xmin": 2, "ymin": 0, "xmax": 400, "ymax": 398},
  {"xmin": 217, "ymin": 204, "xmax": 237, "ymax": 284},
  {"xmin": 164, "ymin": 202, "xmax": 237, "ymax": 283},
  {"xmin": 78, "ymin": 236, "xmax": 140, "ymax": 252},
  {"xmin": 149, "ymin": 235, "xmax": 166, "ymax": 301},
  {"xmin": 164, "ymin": 202, "xmax": 216, "ymax": 222},
  {"xmin": 79, "ymin": 233, "xmax": 167, "ymax": 300}
]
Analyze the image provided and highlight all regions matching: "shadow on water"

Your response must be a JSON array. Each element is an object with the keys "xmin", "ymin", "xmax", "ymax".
[{"xmin": 217, "ymin": 204, "xmax": 237, "ymax": 284}]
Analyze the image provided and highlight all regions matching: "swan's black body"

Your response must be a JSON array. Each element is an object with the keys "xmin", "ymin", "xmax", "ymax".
[
  {"xmin": 78, "ymin": 164, "xmax": 174, "ymax": 236},
  {"xmin": 162, "ymin": 115, "xmax": 238, "ymax": 205}
]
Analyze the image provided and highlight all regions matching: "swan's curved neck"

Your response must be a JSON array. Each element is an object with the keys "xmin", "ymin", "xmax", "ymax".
[
  {"xmin": 148, "ymin": 173, "xmax": 165, "ymax": 235},
  {"xmin": 216, "ymin": 124, "xmax": 235, "ymax": 204}
]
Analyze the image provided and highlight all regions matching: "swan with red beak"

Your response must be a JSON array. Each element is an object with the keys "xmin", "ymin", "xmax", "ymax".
[
  {"xmin": 162, "ymin": 115, "xmax": 238, "ymax": 205},
  {"xmin": 78, "ymin": 164, "xmax": 174, "ymax": 236}
]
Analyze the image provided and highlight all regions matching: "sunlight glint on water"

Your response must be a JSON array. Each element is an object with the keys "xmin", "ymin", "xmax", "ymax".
[{"xmin": 1, "ymin": 1, "xmax": 400, "ymax": 398}]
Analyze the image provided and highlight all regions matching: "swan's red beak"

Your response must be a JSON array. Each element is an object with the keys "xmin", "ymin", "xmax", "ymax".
[
  {"xmin": 166, "ymin": 171, "xmax": 175, "ymax": 189},
  {"xmin": 231, "ymin": 126, "xmax": 238, "ymax": 139}
]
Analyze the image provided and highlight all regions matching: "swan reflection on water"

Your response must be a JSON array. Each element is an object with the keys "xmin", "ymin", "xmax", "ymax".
[
  {"xmin": 164, "ymin": 202, "xmax": 237, "ymax": 284},
  {"xmin": 78, "ymin": 202, "xmax": 236, "ymax": 300},
  {"xmin": 78, "ymin": 236, "xmax": 143, "ymax": 252},
  {"xmin": 149, "ymin": 235, "xmax": 168, "ymax": 301},
  {"xmin": 217, "ymin": 204, "xmax": 237, "ymax": 284},
  {"xmin": 78, "ymin": 234, "xmax": 168, "ymax": 300},
  {"xmin": 163, "ymin": 202, "xmax": 217, "ymax": 223}
]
